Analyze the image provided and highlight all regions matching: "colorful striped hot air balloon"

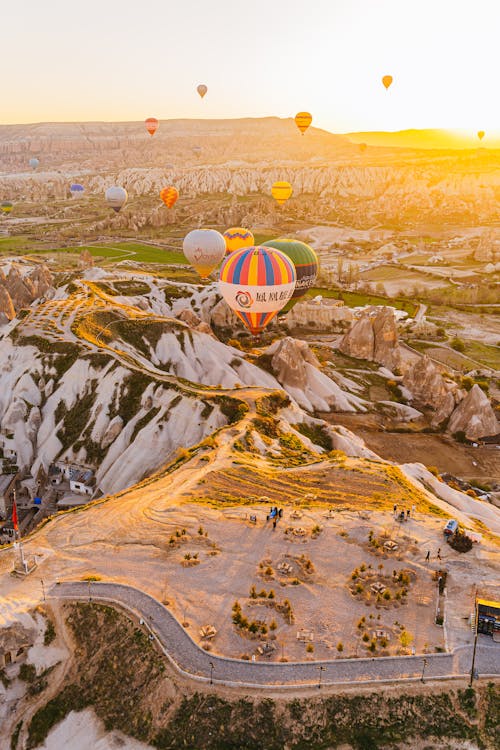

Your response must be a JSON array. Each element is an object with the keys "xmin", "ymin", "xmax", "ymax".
[
  {"xmin": 183, "ymin": 229, "xmax": 226, "ymax": 279},
  {"xmin": 218, "ymin": 246, "xmax": 296, "ymax": 335},
  {"xmin": 145, "ymin": 117, "xmax": 159, "ymax": 136},
  {"xmin": 271, "ymin": 181, "xmax": 293, "ymax": 206},
  {"xmin": 0, "ymin": 201, "xmax": 13, "ymax": 215},
  {"xmin": 262, "ymin": 239, "xmax": 318, "ymax": 312},
  {"xmin": 294, "ymin": 112, "xmax": 312, "ymax": 135},
  {"xmin": 223, "ymin": 227, "xmax": 254, "ymax": 254},
  {"xmin": 160, "ymin": 186, "xmax": 179, "ymax": 208}
]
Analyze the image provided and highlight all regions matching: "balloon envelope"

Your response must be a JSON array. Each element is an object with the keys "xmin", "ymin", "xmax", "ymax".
[
  {"xmin": 105, "ymin": 186, "xmax": 128, "ymax": 213},
  {"xmin": 271, "ymin": 181, "xmax": 293, "ymax": 205},
  {"xmin": 477, "ymin": 131, "xmax": 485, "ymax": 141},
  {"xmin": 70, "ymin": 183, "xmax": 84, "ymax": 196},
  {"xmin": 262, "ymin": 239, "xmax": 318, "ymax": 312},
  {"xmin": 219, "ymin": 246, "xmax": 296, "ymax": 335},
  {"xmin": 294, "ymin": 112, "xmax": 312, "ymax": 135},
  {"xmin": 183, "ymin": 229, "xmax": 226, "ymax": 278},
  {"xmin": 382, "ymin": 75, "xmax": 393, "ymax": 90},
  {"xmin": 0, "ymin": 201, "xmax": 13, "ymax": 215},
  {"xmin": 197, "ymin": 84, "xmax": 207, "ymax": 98},
  {"xmin": 145, "ymin": 117, "xmax": 159, "ymax": 136},
  {"xmin": 29, "ymin": 158, "xmax": 40, "ymax": 170},
  {"xmin": 223, "ymin": 227, "xmax": 254, "ymax": 254},
  {"xmin": 160, "ymin": 186, "xmax": 179, "ymax": 208}
]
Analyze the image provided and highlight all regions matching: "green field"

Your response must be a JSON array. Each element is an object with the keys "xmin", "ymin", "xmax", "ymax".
[
  {"xmin": 36, "ymin": 242, "xmax": 187, "ymax": 265},
  {"xmin": 304, "ymin": 287, "xmax": 417, "ymax": 316}
]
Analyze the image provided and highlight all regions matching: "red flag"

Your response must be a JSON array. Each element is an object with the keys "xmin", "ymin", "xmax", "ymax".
[{"xmin": 12, "ymin": 498, "xmax": 18, "ymax": 531}]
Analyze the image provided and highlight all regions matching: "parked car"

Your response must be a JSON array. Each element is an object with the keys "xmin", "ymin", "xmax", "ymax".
[{"xmin": 443, "ymin": 519, "xmax": 459, "ymax": 536}]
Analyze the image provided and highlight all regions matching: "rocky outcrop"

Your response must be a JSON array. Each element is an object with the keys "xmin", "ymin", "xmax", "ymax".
[
  {"xmin": 447, "ymin": 384, "xmax": 499, "ymax": 440},
  {"xmin": 209, "ymin": 299, "xmax": 242, "ymax": 330},
  {"xmin": 176, "ymin": 308, "xmax": 213, "ymax": 336},
  {"xmin": 266, "ymin": 337, "xmax": 366, "ymax": 413},
  {"xmin": 402, "ymin": 356, "xmax": 458, "ymax": 424},
  {"xmin": 339, "ymin": 307, "xmax": 401, "ymax": 370},
  {"xmin": 0, "ymin": 261, "xmax": 53, "ymax": 314},
  {"xmin": 0, "ymin": 285, "xmax": 15, "ymax": 321},
  {"xmin": 102, "ymin": 416, "xmax": 124, "ymax": 449}
]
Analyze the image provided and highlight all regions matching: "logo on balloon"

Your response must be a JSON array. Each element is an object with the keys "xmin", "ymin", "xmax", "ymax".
[{"xmin": 235, "ymin": 290, "xmax": 253, "ymax": 308}]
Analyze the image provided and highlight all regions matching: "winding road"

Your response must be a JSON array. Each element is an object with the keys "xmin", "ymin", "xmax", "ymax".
[{"xmin": 50, "ymin": 581, "xmax": 500, "ymax": 690}]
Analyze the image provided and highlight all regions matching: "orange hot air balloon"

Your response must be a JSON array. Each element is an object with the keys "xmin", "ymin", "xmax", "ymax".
[
  {"xmin": 477, "ymin": 131, "xmax": 485, "ymax": 141},
  {"xmin": 382, "ymin": 75, "xmax": 393, "ymax": 90},
  {"xmin": 294, "ymin": 111, "xmax": 312, "ymax": 135},
  {"xmin": 145, "ymin": 117, "xmax": 159, "ymax": 136},
  {"xmin": 197, "ymin": 84, "xmax": 208, "ymax": 98},
  {"xmin": 160, "ymin": 187, "xmax": 179, "ymax": 208}
]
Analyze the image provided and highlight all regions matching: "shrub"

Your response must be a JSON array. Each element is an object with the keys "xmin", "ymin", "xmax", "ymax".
[
  {"xmin": 249, "ymin": 586, "xmax": 257, "ymax": 599},
  {"xmin": 269, "ymin": 620, "xmax": 277, "ymax": 631},
  {"xmin": 306, "ymin": 643, "xmax": 314, "ymax": 653},
  {"xmin": 369, "ymin": 639, "xmax": 377, "ymax": 652},
  {"xmin": 362, "ymin": 633, "xmax": 370, "ymax": 642},
  {"xmin": 449, "ymin": 531, "xmax": 473, "ymax": 553},
  {"xmin": 268, "ymin": 590, "xmax": 275, "ymax": 599},
  {"xmin": 451, "ymin": 337, "xmax": 465, "ymax": 352},
  {"xmin": 248, "ymin": 622, "xmax": 259, "ymax": 634},
  {"xmin": 44, "ymin": 619, "xmax": 56, "ymax": 646},
  {"xmin": 355, "ymin": 584, "xmax": 364, "ymax": 594},
  {"xmin": 337, "ymin": 642, "xmax": 344, "ymax": 652},
  {"xmin": 258, "ymin": 589, "xmax": 268, "ymax": 598},
  {"xmin": 383, "ymin": 590, "xmax": 391, "ymax": 600}
]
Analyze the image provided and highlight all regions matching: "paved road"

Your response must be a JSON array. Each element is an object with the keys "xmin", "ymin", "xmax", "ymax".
[{"xmin": 50, "ymin": 582, "xmax": 500, "ymax": 689}]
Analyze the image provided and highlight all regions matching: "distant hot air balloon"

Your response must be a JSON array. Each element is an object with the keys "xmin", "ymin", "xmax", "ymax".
[
  {"xmin": 29, "ymin": 158, "xmax": 40, "ymax": 170},
  {"xmin": 105, "ymin": 186, "xmax": 128, "ymax": 213},
  {"xmin": 183, "ymin": 228, "xmax": 226, "ymax": 279},
  {"xmin": 197, "ymin": 84, "xmax": 208, "ymax": 98},
  {"xmin": 218, "ymin": 246, "xmax": 297, "ymax": 335},
  {"xmin": 145, "ymin": 117, "xmax": 159, "ymax": 136},
  {"xmin": 359, "ymin": 142, "xmax": 367, "ymax": 153},
  {"xmin": 477, "ymin": 131, "xmax": 485, "ymax": 141},
  {"xmin": 294, "ymin": 112, "xmax": 312, "ymax": 135},
  {"xmin": 70, "ymin": 183, "xmax": 84, "ymax": 197},
  {"xmin": 160, "ymin": 186, "xmax": 179, "ymax": 208},
  {"xmin": 382, "ymin": 75, "xmax": 393, "ymax": 90},
  {"xmin": 223, "ymin": 227, "xmax": 254, "ymax": 254},
  {"xmin": 192, "ymin": 145, "xmax": 202, "ymax": 156},
  {"xmin": 262, "ymin": 239, "xmax": 318, "ymax": 312},
  {"xmin": 0, "ymin": 201, "xmax": 13, "ymax": 215},
  {"xmin": 271, "ymin": 181, "xmax": 293, "ymax": 206},
  {"xmin": 165, "ymin": 163, "xmax": 175, "ymax": 170}
]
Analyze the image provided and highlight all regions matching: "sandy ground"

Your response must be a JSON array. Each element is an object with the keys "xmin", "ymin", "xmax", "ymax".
[
  {"xmin": 1, "ymin": 436, "xmax": 498, "ymax": 667},
  {"xmin": 35, "ymin": 709, "xmax": 154, "ymax": 750}
]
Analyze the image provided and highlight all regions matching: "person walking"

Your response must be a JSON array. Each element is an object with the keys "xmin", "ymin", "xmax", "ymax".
[
  {"xmin": 406, "ymin": 509, "xmax": 410, "ymax": 520},
  {"xmin": 437, "ymin": 548, "xmax": 441, "ymax": 561},
  {"xmin": 273, "ymin": 519, "xmax": 277, "ymax": 530},
  {"xmin": 393, "ymin": 503, "xmax": 397, "ymax": 517},
  {"xmin": 425, "ymin": 550, "xmax": 430, "ymax": 562}
]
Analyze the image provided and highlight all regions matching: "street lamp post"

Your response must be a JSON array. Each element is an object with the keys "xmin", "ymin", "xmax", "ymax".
[
  {"xmin": 421, "ymin": 658, "xmax": 428, "ymax": 683},
  {"xmin": 88, "ymin": 580, "xmax": 92, "ymax": 603},
  {"xmin": 209, "ymin": 661, "xmax": 214, "ymax": 685},
  {"xmin": 318, "ymin": 665, "xmax": 325, "ymax": 689}
]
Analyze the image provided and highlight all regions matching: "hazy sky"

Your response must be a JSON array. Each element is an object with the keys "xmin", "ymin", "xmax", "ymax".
[{"xmin": 3, "ymin": 0, "xmax": 499, "ymax": 133}]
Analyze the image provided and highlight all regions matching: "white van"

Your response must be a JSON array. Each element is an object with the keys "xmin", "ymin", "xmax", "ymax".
[{"xmin": 443, "ymin": 519, "xmax": 458, "ymax": 536}]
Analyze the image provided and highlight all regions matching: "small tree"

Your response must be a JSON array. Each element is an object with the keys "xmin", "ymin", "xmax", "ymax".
[
  {"xmin": 270, "ymin": 619, "xmax": 277, "ymax": 631},
  {"xmin": 337, "ymin": 642, "xmax": 344, "ymax": 652},
  {"xmin": 249, "ymin": 585, "xmax": 257, "ymax": 599},
  {"xmin": 400, "ymin": 630, "xmax": 413, "ymax": 649}
]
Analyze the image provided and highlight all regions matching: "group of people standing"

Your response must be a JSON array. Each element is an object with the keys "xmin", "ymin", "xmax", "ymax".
[{"xmin": 267, "ymin": 506, "xmax": 283, "ymax": 530}]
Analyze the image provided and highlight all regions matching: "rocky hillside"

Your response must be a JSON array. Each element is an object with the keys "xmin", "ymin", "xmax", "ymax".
[{"xmin": 0, "ymin": 260, "xmax": 53, "ymax": 323}]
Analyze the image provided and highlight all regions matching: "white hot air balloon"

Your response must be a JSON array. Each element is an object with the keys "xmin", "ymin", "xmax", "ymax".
[
  {"xmin": 105, "ymin": 186, "xmax": 128, "ymax": 213},
  {"xmin": 182, "ymin": 228, "xmax": 226, "ymax": 279}
]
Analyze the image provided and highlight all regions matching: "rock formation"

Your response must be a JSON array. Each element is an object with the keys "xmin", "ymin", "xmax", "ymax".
[
  {"xmin": 402, "ymin": 356, "xmax": 458, "ymax": 425},
  {"xmin": 0, "ymin": 261, "xmax": 53, "ymax": 314},
  {"xmin": 176, "ymin": 308, "xmax": 213, "ymax": 336},
  {"xmin": 339, "ymin": 307, "xmax": 401, "ymax": 370},
  {"xmin": 447, "ymin": 384, "xmax": 499, "ymax": 440}
]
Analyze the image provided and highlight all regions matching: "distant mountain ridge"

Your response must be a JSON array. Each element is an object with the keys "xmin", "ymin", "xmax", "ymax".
[{"xmin": 346, "ymin": 128, "xmax": 500, "ymax": 150}]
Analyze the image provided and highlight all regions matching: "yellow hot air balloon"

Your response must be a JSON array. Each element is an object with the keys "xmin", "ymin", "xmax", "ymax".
[
  {"xmin": 294, "ymin": 112, "xmax": 312, "ymax": 135},
  {"xmin": 271, "ymin": 182, "xmax": 293, "ymax": 206},
  {"xmin": 223, "ymin": 227, "xmax": 254, "ymax": 254},
  {"xmin": 382, "ymin": 75, "xmax": 393, "ymax": 90},
  {"xmin": 477, "ymin": 131, "xmax": 485, "ymax": 141}
]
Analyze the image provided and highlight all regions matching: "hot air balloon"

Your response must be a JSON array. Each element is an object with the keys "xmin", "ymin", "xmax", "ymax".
[
  {"xmin": 477, "ymin": 131, "xmax": 485, "ymax": 141},
  {"xmin": 145, "ymin": 117, "xmax": 159, "ymax": 136},
  {"xmin": 262, "ymin": 239, "xmax": 318, "ymax": 312},
  {"xmin": 160, "ymin": 186, "xmax": 179, "ymax": 208},
  {"xmin": 192, "ymin": 145, "xmax": 202, "ymax": 156},
  {"xmin": 183, "ymin": 229, "xmax": 226, "ymax": 279},
  {"xmin": 0, "ymin": 201, "xmax": 13, "ymax": 215},
  {"xmin": 197, "ymin": 84, "xmax": 208, "ymax": 98},
  {"xmin": 105, "ymin": 186, "xmax": 128, "ymax": 213},
  {"xmin": 70, "ymin": 183, "xmax": 84, "ymax": 197},
  {"xmin": 359, "ymin": 142, "xmax": 367, "ymax": 153},
  {"xmin": 218, "ymin": 246, "xmax": 296, "ymax": 335},
  {"xmin": 271, "ymin": 181, "xmax": 293, "ymax": 206},
  {"xmin": 223, "ymin": 227, "xmax": 254, "ymax": 254},
  {"xmin": 29, "ymin": 158, "xmax": 40, "ymax": 170},
  {"xmin": 382, "ymin": 75, "xmax": 393, "ymax": 90},
  {"xmin": 294, "ymin": 112, "xmax": 312, "ymax": 135},
  {"xmin": 165, "ymin": 163, "xmax": 175, "ymax": 170}
]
